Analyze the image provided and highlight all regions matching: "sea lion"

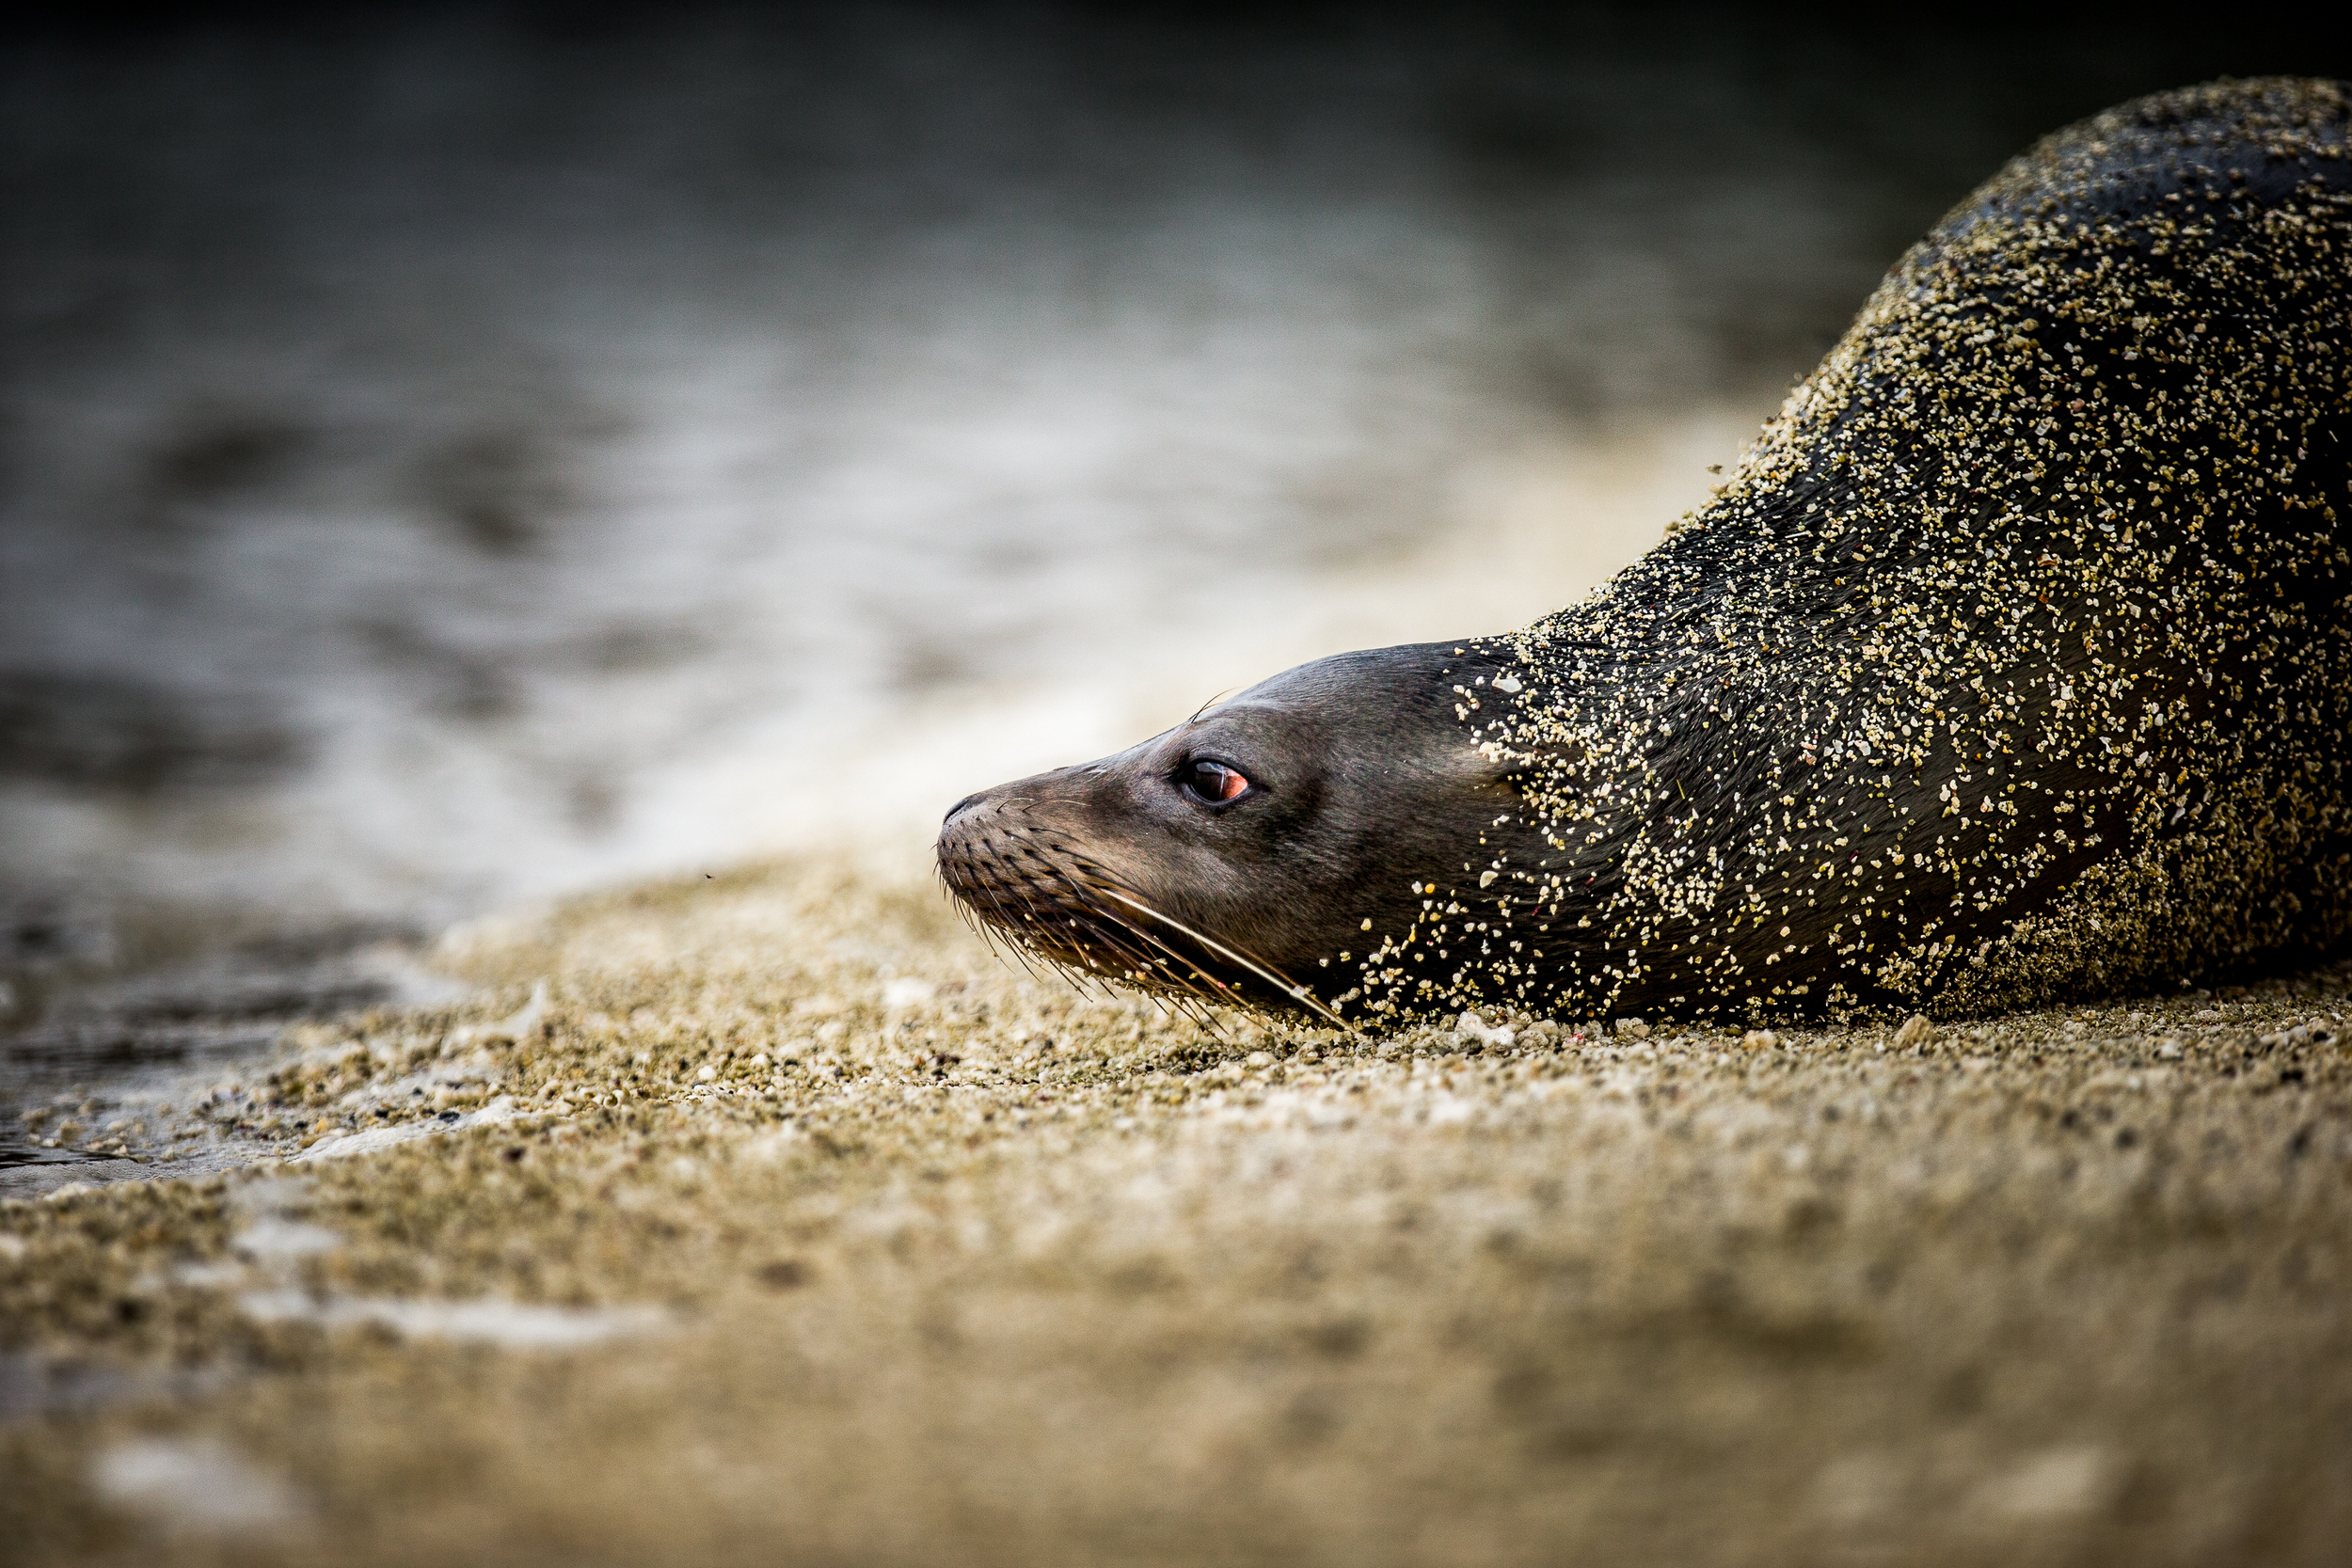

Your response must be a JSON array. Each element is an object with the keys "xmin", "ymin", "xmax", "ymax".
[{"xmin": 938, "ymin": 78, "xmax": 2352, "ymax": 1024}]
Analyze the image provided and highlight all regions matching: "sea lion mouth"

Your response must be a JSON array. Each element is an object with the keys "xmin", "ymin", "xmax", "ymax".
[{"xmin": 936, "ymin": 801, "xmax": 1341, "ymax": 1023}]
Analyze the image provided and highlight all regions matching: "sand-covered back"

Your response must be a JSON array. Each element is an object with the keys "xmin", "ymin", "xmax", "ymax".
[{"xmin": 6, "ymin": 850, "xmax": 2348, "ymax": 1564}]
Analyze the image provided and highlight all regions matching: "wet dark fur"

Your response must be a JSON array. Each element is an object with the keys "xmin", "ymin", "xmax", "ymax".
[{"xmin": 941, "ymin": 81, "xmax": 2352, "ymax": 1024}]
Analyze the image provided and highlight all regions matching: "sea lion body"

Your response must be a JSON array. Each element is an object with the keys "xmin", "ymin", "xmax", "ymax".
[{"xmin": 940, "ymin": 79, "xmax": 2352, "ymax": 1024}]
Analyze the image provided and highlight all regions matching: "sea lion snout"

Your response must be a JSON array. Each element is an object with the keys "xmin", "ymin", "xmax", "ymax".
[{"xmin": 935, "ymin": 747, "xmax": 1293, "ymax": 1013}]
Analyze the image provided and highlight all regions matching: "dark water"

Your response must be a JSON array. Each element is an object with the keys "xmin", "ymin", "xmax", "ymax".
[{"xmin": 0, "ymin": 6, "xmax": 2318, "ymax": 1120}]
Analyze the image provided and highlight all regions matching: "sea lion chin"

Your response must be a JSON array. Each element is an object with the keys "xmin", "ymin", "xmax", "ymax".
[{"xmin": 940, "ymin": 78, "xmax": 2352, "ymax": 1026}]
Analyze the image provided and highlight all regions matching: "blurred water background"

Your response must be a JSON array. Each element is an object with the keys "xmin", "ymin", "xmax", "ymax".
[{"xmin": 0, "ymin": 4, "xmax": 2300, "ymax": 1125}]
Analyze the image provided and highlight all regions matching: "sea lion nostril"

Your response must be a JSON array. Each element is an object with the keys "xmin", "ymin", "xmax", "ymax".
[{"xmin": 943, "ymin": 793, "xmax": 986, "ymax": 825}]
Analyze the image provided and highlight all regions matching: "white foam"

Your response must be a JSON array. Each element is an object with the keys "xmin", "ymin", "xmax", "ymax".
[
  {"xmin": 238, "ymin": 1291, "xmax": 664, "ymax": 1349},
  {"xmin": 1972, "ymin": 1446, "xmax": 2115, "ymax": 1523},
  {"xmin": 293, "ymin": 1095, "xmax": 521, "ymax": 1163},
  {"xmin": 91, "ymin": 1437, "xmax": 306, "ymax": 1535},
  {"xmin": 229, "ymin": 1217, "xmax": 343, "ymax": 1262}
]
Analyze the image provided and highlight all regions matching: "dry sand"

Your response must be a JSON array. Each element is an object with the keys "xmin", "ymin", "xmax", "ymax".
[{"xmin": 5, "ymin": 849, "xmax": 2349, "ymax": 1565}]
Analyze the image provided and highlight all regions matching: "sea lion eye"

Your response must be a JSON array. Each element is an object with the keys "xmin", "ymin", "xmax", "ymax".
[{"xmin": 1182, "ymin": 759, "xmax": 1250, "ymax": 804}]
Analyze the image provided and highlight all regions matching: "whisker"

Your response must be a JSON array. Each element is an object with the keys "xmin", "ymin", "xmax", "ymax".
[
  {"xmin": 1042, "ymin": 870, "xmax": 1243, "ymax": 1016},
  {"xmin": 939, "ymin": 814, "xmax": 1340, "ymax": 1030},
  {"xmin": 1089, "ymin": 888, "xmax": 1346, "ymax": 1027},
  {"xmin": 1186, "ymin": 689, "xmax": 1237, "ymax": 725}
]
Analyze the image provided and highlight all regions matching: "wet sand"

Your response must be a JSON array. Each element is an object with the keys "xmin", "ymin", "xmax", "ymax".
[{"xmin": 5, "ymin": 849, "xmax": 2349, "ymax": 1564}]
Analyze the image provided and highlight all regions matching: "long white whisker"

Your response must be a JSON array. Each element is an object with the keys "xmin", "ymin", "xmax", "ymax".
[
  {"xmin": 1044, "ymin": 871, "xmax": 1249, "ymax": 1014},
  {"xmin": 1091, "ymin": 888, "xmax": 1345, "ymax": 1027}
]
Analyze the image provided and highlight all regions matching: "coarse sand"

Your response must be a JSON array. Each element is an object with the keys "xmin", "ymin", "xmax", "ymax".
[{"xmin": 4, "ymin": 849, "xmax": 2350, "ymax": 1564}]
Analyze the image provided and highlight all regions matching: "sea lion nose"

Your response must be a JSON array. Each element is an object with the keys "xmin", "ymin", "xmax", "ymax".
[{"xmin": 943, "ymin": 792, "xmax": 987, "ymax": 825}]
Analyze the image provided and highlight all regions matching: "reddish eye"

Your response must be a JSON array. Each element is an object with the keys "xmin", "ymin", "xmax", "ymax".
[{"xmin": 1184, "ymin": 760, "xmax": 1249, "ymax": 804}]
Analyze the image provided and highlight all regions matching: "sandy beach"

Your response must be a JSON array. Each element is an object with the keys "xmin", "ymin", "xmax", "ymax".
[
  {"xmin": 6, "ymin": 847, "xmax": 2347, "ymax": 1564},
  {"xmin": 7, "ymin": 17, "xmax": 2344, "ymax": 1561}
]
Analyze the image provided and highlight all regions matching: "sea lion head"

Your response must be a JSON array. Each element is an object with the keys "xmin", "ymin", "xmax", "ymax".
[{"xmin": 936, "ymin": 641, "xmax": 1519, "ymax": 1018}]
